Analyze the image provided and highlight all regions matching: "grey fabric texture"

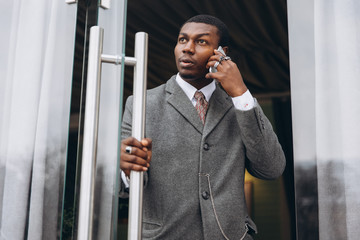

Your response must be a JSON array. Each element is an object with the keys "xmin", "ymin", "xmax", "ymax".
[{"xmin": 120, "ymin": 75, "xmax": 285, "ymax": 239}]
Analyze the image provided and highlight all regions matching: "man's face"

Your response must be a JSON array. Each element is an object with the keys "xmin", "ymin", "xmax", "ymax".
[{"xmin": 174, "ymin": 22, "xmax": 220, "ymax": 83}]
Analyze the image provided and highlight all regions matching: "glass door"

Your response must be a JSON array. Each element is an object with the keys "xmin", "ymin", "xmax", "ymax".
[
  {"xmin": 0, "ymin": 0, "xmax": 128, "ymax": 239},
  {"xmin": 62, "ymin": 0, "xmax": 128, "ymax": 239}
]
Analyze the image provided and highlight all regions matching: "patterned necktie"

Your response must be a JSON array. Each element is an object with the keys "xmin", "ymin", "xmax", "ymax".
[{"xmin": 194, "ymin": 91, "xmax": 208, "ymax": 124}]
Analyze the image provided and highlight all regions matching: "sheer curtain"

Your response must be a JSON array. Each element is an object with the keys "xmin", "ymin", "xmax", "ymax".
[
  {"xmin": 314, "ymin": 1, "xmax": 360, "ymax": 239},
  {"xmin": 0, "ymin": 1, "xmax": 76, "ymax": 239},
  {"xmin": 288, "ymin": 0, "xmax": 360, "ymax": 239}
]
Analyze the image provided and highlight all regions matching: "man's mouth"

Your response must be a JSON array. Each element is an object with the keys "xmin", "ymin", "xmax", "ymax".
[{"xmin": 179, "ymin": 57, "xmax": 195, "ymax": 68}]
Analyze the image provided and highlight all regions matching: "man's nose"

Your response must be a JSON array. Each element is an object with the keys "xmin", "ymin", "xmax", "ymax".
[{"xmin": 182, "ymin": 41, "xmax": 195, "ymax": 54}]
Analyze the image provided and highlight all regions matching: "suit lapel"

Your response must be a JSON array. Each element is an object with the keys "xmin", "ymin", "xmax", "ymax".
[
  {"xmin": 203, "ymin": 84, "xmax": 233, "ymax": 138},
  {"xmin": 165, "ymin": 77, "xmax": 204, "ymax": 133}
]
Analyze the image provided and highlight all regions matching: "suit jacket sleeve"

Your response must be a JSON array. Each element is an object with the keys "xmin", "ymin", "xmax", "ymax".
[{"xmin": 237, "ymin": 99, "xmax": 286, "ymax": 179}]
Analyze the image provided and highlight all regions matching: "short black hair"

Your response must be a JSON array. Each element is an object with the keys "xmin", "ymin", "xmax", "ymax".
[{"xmin": 183, "ymin": 14, "xmax": 230, "ymax": 47}]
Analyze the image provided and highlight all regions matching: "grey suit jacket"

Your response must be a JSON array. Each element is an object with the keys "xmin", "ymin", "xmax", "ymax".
[{"xmin": 121, "ymin": 75, "xmax": 286, "ymax": 240}]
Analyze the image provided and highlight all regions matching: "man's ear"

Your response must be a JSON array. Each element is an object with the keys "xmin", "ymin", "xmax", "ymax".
[{"xmin": 222, "ymin": 46, "xmax": 229, "ymax": 55}]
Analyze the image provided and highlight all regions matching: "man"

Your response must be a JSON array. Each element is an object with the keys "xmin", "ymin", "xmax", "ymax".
[{"xmin": 120, "ymin": 15, "xmax": 286, "ymax": 240}]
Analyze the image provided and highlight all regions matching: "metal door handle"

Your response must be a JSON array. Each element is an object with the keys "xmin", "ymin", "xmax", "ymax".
[{"xmin": 77, "ymin": 26, "xmax": 148, "ymax": 240}]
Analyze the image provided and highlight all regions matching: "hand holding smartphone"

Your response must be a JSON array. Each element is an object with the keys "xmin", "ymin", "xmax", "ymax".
[{"xmin": 209, "ymin": 46, "xmax": 226, "ymax": 73}]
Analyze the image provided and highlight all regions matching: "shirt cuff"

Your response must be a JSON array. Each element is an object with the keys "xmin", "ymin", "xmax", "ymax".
[
  {"xmin": 231, "ymin": 90, "xmax": 255, "ymax": 111},
  {"xmin": 121, "ymin": 171, "xmax": 130, "ymax": 188}
]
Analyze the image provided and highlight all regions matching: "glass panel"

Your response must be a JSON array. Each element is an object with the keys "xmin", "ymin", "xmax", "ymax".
[
  {"xmin": 61, "ymin": 1, "xmax": 99, "ymax": 238},
  {"xmin": 60, "ymin": 0, "xmax": 128, "ymax": 239},
  {"xmin": 287, "ymin": 1, "xmax": 319, "ymax": 239},
  {"xmin": 0, "ymin": 1, "xmax": 77, "ymax": 239},
  {"xmin": 93, "ymin": 1, "xmax": 128, "ymax": 239}
]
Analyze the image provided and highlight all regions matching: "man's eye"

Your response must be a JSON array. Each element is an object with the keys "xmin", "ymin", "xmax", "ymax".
[
  {"xmin": 179, "ymin": 38, "xmax": 187, "ymax": 43},
  {"xmin": 197, "ymin": 39, "xmax": 207, "ymax": 45}
]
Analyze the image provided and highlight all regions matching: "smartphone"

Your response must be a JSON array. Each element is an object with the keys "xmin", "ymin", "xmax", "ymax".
[{"xmin": 209, "ymin": 46, "xmax": 226, "ymax": 73}]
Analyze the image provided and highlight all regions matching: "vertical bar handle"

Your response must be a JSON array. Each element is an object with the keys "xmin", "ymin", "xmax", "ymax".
[
  {"xmin": 77, "ymin": 26, "xmax": 103, "ymax": 240},
  {"xmin": 127, "ymin": 32, "xmax": 148, "ymax": 240}
]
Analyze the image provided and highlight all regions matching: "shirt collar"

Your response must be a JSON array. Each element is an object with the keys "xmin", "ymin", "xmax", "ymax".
[{"xmin": 175, "ymin": 73, "xmax": 216, "ymax": 102}]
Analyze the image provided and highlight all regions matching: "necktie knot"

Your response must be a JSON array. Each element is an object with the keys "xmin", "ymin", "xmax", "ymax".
[{"xmin": 194, "ymin": 91, "xmax": 208, "ymax": 124}]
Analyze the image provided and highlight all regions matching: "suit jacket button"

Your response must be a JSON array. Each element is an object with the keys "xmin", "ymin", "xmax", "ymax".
[
  {"xmin": 203, "ymin": 143, "xmax": 210, "ymax": 151},
  {"xmin": 202, "ymin": 191, "xmax": 210, "ymax": 200}
]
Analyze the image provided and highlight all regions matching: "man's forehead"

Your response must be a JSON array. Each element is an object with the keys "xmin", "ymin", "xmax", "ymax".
[{"xmin": 179, "ymin": 22, "xmax": 218, "ymax": 35}]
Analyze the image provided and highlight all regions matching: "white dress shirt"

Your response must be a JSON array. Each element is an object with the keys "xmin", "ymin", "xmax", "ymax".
[{"xmin": 175, "ymin": 73, "xmax": 255, "ymax": 110}]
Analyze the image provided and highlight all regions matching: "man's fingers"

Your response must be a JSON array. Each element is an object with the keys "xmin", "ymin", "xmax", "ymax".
[
  {"xmin": 146, "ymin": 149, "xmax": 152, "ymax": 163},
  {"xmin": 122, "ymin": 137, "xmax": 143, "ymax": 148},
  {"xmin": 206, "ymin": 71, "xmax": 225, "ymax": 80},
  {"xmin": 208, "ymin": 52, "xmax": 227, "ymax": 62},
  {"xmin": 120, "ymin": 161, "xmax": 148, "ymax": 172},
  {"xmin": 141, "ymin": 138, "xmax": 152, "ymax": 149},
  {"xmin": 120, "ymin": 137, "xmax": 152, "ymax": 173},
  {"xmin": 122, "ymin": 145, "xmax": 150, "ymax": 161},
  {"xmin": 139, "ymin": 138, "xmax": 152, "ymax": 164},
  {"xmin": 123, "ymin": 153, "xmax": 149, "ymax": 167}
]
